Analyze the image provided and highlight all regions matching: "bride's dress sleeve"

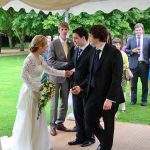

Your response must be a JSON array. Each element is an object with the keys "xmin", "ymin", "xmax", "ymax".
[
  {"xmin": 41, "ymin": 57, "xmax": 65, "ymax": 77},
  {"xmin": 21, "ymin": 56, "xmax": 41, "ymax": 92}
]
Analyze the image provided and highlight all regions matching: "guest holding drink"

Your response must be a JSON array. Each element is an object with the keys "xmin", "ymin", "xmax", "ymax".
[{"xmin": 125, "ymin": 23, "xmax": 150, "ymax": 106}]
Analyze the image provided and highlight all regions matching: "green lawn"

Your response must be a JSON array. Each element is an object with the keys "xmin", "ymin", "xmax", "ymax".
[{"xmin": 0, "ymin": 55, "xmax": 150, "ymax": 136}]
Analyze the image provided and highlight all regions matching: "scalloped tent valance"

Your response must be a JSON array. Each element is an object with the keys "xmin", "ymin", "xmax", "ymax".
[{"xmin": 0, "ymin": 0, "xmax": 150, "ymax": 15}]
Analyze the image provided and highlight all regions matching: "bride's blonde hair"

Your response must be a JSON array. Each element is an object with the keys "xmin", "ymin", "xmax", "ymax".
[{"xmin": 30, "ymin": 35, "xmax": 47, "ymax": 52}]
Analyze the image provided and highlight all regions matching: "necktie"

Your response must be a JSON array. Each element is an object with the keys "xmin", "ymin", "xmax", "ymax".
[
  {"xmin": 77, "ymin": 48, "xmax": 83, "ymax": 59},
  {"xmin": 63, "ymin": 41, "xmax": 68, "ymax": 57},
  {"xmin": 137, "ymin": 36, "xmax": 141, "ymax": 48},
  {"xmin": 91, "ymin": 50, "xmax": 101, "ymax": 87}
]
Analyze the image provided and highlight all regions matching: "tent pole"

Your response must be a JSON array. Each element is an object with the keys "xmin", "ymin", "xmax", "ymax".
[
  {"xmin": 64, "ymin": 9, "xmax": 69, "ymax": 38},
  {"xmin": 64, "ymin": 9, "xmax": 69, "ymax": 23}
]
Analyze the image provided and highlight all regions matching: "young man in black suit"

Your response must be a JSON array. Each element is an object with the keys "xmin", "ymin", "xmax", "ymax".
[
  {"xmin": 59, "ymin": 27, "xmax": 95, "ymax": 147},
  {"xmin": 72, "ymin": 25, "xmax": 123, "ymax": 150}
]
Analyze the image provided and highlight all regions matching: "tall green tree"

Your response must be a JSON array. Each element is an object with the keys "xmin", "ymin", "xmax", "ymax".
[
  {"xmin": 0, "ymin": 8, "xmax": 16, "ymax": 48},
  {"xmin": 12, "ymin": 10, "xmax": 48, "ymax": 51},
  {"xmin": 12, "ymin": 9, "xmax": 27, "ymax": 51},
  {"xmin": 43, "ymin": 13, "xmax": 63, "ymax": 37}
]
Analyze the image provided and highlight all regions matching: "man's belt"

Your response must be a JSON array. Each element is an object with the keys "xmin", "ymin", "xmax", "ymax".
[{"xmin": 138, "ymin": 61, "xmax": 144, "ymax": 64}]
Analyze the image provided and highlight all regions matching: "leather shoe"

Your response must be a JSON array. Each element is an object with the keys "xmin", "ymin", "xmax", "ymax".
[
  {"xmin": 68, "ymin": 126, "xmax": 78, "ymax": 132},
  {"xmin": 50, "ymin": 127, "xmax": 57, "ymax": 136},
  {"xmin": 81, "ymin": 140, "xmax": 95, "ymax": 147},
  {"xmin": 68, "ymin": 139, "xmax": 84, "ymax": 145},
  {"xmin": 141, "ymin": 102, "xmax": 147, "ymax": 106},
  {"xmin": 56, "ymin": 123, "xmax": 69, "ymax": 132},
  {"xmin": 130, "ymin": 101, "xmax": 136, "ymax": 105}
]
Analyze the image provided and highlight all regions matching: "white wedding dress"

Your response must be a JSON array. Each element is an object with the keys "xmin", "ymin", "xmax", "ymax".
[{"xmin": 0, "ymin": 53, "xmax": 65, "ymax": 150}]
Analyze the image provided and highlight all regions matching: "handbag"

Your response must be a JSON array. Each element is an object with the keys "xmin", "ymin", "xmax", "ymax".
[{"xmin": 125, "ymin": 68, "xmax": 133, "ymax": 80}]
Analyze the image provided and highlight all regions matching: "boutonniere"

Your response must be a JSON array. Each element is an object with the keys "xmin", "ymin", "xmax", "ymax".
[{"xmin": 67, "ymin": 39, "xmax": 72, "ymax": 44}]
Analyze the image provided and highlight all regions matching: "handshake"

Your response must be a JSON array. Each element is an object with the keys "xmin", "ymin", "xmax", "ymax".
[
  {"xmin": 65, "ymin": 70, "xmax": 73, "ymax": 77},
  {"xmin": 64, "ymin": 70, "xmax": 82, "ymax": 95}
]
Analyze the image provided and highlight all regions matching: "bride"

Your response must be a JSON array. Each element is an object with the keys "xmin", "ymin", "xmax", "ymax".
[{"xmin": 0, "ymin": 35, "xmax": 72, "ymax": 150}]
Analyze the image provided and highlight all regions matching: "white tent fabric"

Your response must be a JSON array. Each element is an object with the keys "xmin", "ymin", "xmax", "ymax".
[
  {"xmin": 0, "ymin": 0, "xmax": 150, "ymax": 15},
  {"xmin": 69, "ymin": 0, "xmax": 150, "ymax": 15}
]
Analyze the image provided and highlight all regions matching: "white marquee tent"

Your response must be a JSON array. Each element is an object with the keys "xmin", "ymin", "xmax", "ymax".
[{"xmin": 0, "ymin": 0, "xmax": 150, "ymax": 15}]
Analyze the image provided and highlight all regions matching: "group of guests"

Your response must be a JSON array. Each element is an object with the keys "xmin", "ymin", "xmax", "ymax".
[
  {"xmin": 45, "ymin": 22, "xmax": 124, "ymax": 150},
  {"xmin": 1, "ymin": 22, "xmax": 149, "ymax": 150},
  {"xmin": 45, "ymin": 22, "xmax": 150, "ymax": 150}
]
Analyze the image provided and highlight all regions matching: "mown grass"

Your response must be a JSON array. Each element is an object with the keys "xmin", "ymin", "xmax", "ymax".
[{"xmin": 0, "ymin": 55, "xmax": 149, "ymax": 136}]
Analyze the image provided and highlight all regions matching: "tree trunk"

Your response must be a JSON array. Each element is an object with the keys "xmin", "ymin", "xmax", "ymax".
[
  {"xmin": 20, "ymin": 42, "xmax": 24, "ymax": 51},
  {"xmin": 0, "ymin": 36, "xmax": 2, "ymax": 54},
  {"xmin": 8, "ymin": 35, "xmax": 13, "ymax": 49}
]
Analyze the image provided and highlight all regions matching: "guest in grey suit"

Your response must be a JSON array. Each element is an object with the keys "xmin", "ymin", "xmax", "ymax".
[
  {"xmin": 126, "ymin": 23, "xmax": 150, "ymax": 106},
  {"xmin": 47, "ymin": 22, "xmax": 73, "ymax": 136}
]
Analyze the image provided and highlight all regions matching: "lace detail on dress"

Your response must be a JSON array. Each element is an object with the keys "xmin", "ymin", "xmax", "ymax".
[
  {"xmin": 21, "ymin": 54, "xmax": 65, "ymax": 92},
  {"xmin": 22, "ymin": 55, "xmax": 41, "ymax": 92},
  {"xmin": 41, "ymin": 56, "xmax": 65, "ymax": 77}
]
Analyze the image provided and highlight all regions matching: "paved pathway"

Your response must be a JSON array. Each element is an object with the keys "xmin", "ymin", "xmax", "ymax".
[
  {"xmin": 50, "ymin": 120, "xmax": 150, "ymax": 150},
  {"xmin": 0, "ymin": 49, "xmax": 28, "ymax": 56},
  {"xmin": 0, "ymin": 120, "xmax": 150, "ymax": 150}
]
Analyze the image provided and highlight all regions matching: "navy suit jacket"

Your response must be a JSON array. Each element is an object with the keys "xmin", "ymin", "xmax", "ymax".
[{"xmin": 125, "ymin": 36, "xmax": 150, "ymax": 69}]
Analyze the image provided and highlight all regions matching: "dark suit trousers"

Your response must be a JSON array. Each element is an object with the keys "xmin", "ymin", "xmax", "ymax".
[
  {"xmin": 85, "ymin": 90, "xmax": 117, "ymax": 150},
  {"xmin": 72, "ymin": 92, "xmax": 93, "ymax": 141},
  {"xmin": 131, "ymin": 62, "xmax": 149, "ymax": 103}
]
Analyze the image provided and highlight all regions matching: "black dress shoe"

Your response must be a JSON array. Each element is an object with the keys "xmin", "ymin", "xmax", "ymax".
[
  {"xmin": 81, "ymin": 140, "xmax": 95, "ymax": 147},
  {"xmin": 141, "ymin": 102, "xmax": 147, "ymax": 106},
  {"xmin": 68, "ymin": 139, "xmax": 84, "ymax": 145},
  {"xmin": 68, "ymin": 126, "xmax": 78, "ymax": 132}
]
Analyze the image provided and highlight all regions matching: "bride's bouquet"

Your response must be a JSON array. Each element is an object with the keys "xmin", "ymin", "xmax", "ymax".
[{"xmin": 37, "ymin": 79, "xmax": 55, "ymax": 120}]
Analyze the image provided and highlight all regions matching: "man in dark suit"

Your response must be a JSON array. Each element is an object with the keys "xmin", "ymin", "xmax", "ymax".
[
  {"xmin": 59, "ymin": 27, "xmax": 95, "ymax": 147},
  {"xmin": 47, "ymin": 22, "xmax": 73, "ymax": 136},
  {"xmin": 126, "ymin": 23, "xmax": 150, "ymax": 106},
  {"xmin": 72, "ymin": 25, "xmax": 123, "ymax": 150}
]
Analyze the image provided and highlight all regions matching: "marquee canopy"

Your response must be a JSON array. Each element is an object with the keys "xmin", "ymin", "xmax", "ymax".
[{"xmin": 0, "ymin": 0, "xmax": 150, "ymax": 15}]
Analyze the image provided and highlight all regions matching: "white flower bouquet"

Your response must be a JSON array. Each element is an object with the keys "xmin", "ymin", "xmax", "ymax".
[{"xmin": 37, "ymin": 80, "xmax": 55, "ymax": 120}]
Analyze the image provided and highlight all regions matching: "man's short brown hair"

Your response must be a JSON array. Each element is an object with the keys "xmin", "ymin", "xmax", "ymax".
[
  {"xmin": 89, "ymin": 24, "xmax": 109, "ymax": 42},
  {"xmin": 58, "ymin": 22, "xmax": 69, "ymax": 29}
]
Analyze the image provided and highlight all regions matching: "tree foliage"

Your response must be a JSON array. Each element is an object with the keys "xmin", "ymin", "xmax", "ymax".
[
  {"xmin": 0, "ymin": 7, "xmax": 149, "ymax": 50},
  {"xmin": 43, "ymin": 13, "xmax": 63, "ymax": 36},
  {"xmin": 0, "ymin": 8, "xmax": 16, "ymax": 48}
]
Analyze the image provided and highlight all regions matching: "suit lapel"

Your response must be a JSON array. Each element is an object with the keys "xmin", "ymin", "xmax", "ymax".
[
  {"xmin": 142, "ymin": 37, "xmax": 148, "ymax": 59},
  {"xmin": 96, "ymin": 44, "xmax": 109, "ymax": 71},
  {"xmin": 133, "ymin": 36, "xmax": 137, "ymax": 47},
  {"xmin": 74, "ymin": 50, "xmax": 78, "ymax": 67},
  {"xmin": 77, "ymin": 45, "xmax": 90, "ymax": 62},
  {"xmin": 90, "ymin": 49, "xmax": 96, "ymax": 72},
  {"xmin": 143, "ymin": 36, "xmax": 146, "ymax": 51},
  {"xmin": 56, "ymin": 39, "xmax": 66, "ymax": 58},
  {"xmin": 66, "ymin": 40, "xmax": 72, "ymax": 60}
]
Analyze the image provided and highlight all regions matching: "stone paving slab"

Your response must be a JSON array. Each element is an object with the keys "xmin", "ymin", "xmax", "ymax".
[{"xmin": 50, "ymin": 120, "xmax": 150, "ymax": 150}]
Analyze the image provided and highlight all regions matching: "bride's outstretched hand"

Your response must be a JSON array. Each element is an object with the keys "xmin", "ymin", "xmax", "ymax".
[{"xmin": 65, "ymin": 70, "xmax": 73, "ymax": 77}]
